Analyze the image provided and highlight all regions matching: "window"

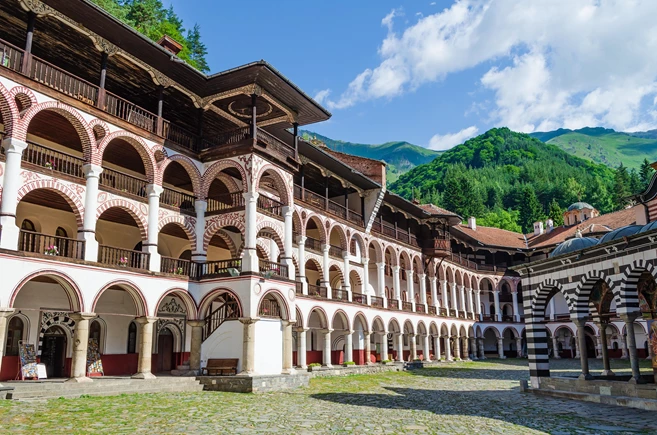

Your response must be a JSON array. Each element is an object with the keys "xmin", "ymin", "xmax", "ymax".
[
  {"xmin": 127, "ymin": 321, "xmax": 137, "ymax": 354},
  {"xmin": 21, "ymin": 219, "xmax": 36, "ymax": 231},
  {"xmin": 5, "ymin": 316, "xmax": 24, "ymax": 356},
  {"xmin": 55, "ymin": 227, "xmax": 68, "ymax": 238}
]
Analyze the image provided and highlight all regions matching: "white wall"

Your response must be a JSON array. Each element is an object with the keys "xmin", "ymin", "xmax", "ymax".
[
  {"xmin": 254, "ymin": 319, "xmax": 283, "ymax": 375},
  {"xmin": 200, "ymin": 319, "xmax": 243, "ymax": 372}
]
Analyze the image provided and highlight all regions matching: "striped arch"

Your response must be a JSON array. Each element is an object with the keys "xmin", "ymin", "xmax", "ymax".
[
  {"xmin": 367, "ymin": 239, "xmax": 383, "ymax": 263},
  {"xmin": 96, "ymin": 131, "xmax": 157, "ymax": 183},
  {"xmin": 353, "ymin": 311, "xmax": 369, "ymax": 332},
  {"xmin": 572, "ymin": 270, "xmax": 617, "ymax": 319},
  {"xmin": 348, "ymin": 268, "xmax": 363, "ymax": 286},
  {"xmin": 9, "ymin": 85, "xmax": 37, "ymax": 116},
  {"xmin": 87, "ymin": 118, "xmax": 110, "ymax": 142},
  {"xmin": 384, "ymin": 245, "xmax": 398, "ymax": 267},
  {"xmin": 91, "ymin": 280, "xmax": 148, "ymax": 317},
  {"xmin": 198, "ymin": 288, "xmax": 243, "ymax": 319},
  {"xmin": 155, "ymin": 288, "xmax": 199, "ymax": 320},
  {"xmin": 10, "ymin": 269, "xmax": 84, "ymax": 312},
  {"xmin": 304, "ymin": 214, "xmax": 326, "ymax": 241},
  {"xmin": 158, "ymin": 153, "xmax": 203, "ymax": 198},
  {"xmin": 619, "ymin": 259, "xmax": 657, "ymax": 314},
  {"xmin": 350, "ymin": 232, "xmax": 366, "ymax": 257},
  {"xmin": 202, "ymin": 159, "xmax": 248, "ymax": 199},
  {"xmin": 158, "ymin": 215, "xmax": 198, "ymax": 252},
  {"xmin": 412, "ymin": 254, "xmax": 423, "ymax": 274},
  {"xmin": 399, "ymin": 250, "xmax": 411, "ymax": 270},
  {"xmin": 292, "ymin": 210, "xmax": 302, "ymax": 236},
  {"xmin": 256, "ymin": 221, "xmax": 285, "ymax": 253},
  {"xmin": 203, "ymin": 214, "xmax": 245, "ymax": 252},
  {"xmin": 307, "ymin": 306, "xmax": 329, "ymax": 329},
  {"xmin": 18, "ymin": 101, "xmax": 95, "ymax": 161},
  {"xmin": 96, "ymin": 199, "xmax": 148, "ymax": 240},
  {"xmin": 531, "ymin": 279, "xmax": 569, "ymax": 319},
  {"xmin": 327, "ymin": 223, "xmax": 348, "ymax": 250},
  {"xmin": 255, "ymin": 164, "xmax": 291, "ymax": 205},
  {"xmin": 37, "ymin": 314, "xmax": 75, "ymax": 357},
  {"xmin": 372, "ymin": 316, "xmax": 386, "ymax": 333},
  {"xmin": 258, "ymin": 289, "xmax": 290, "ymax": 320},
  {"xmin": 304, "ymin": 257, "xmax": 324, "ymax": 278},
  {"xmin": 255, "ymin": 239, "xmax": 271, "ymax": 260},
  {"xmin": 331, "ymin": 309, "xmax": 351, "ymax": 331},
  {"xmin": 403, "ymin": 319, "xmax": 415, "ymax": 335},
  {"xmin": 17, "ymin": 180, "xmax": 85, "ymax": 229}
]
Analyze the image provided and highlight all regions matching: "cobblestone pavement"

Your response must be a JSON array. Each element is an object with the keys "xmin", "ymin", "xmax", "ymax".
[{"xmin": 1, "ymin": 359, "xmax": 656, "ymax": 434}]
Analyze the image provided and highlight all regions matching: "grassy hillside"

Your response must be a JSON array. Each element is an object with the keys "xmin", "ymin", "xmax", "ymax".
[
  {"xmin": 301, "ymin": 131, "xmax": 441, "ymax": 182},
  {"xmin": 530, "ymin": 127, "xmax": 657, "ymax": 169}
]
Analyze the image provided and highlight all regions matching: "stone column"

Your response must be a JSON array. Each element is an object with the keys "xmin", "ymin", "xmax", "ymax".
[
  {"xmin": 342, "ymin": 252, "xmax": 351, "ymax": 300},
  {"xmin": 376, "ymin": 262, "xmax": 386, "ymax": 301},
  {"xmin": 419, "ymin": 273, "xmax": 427, "ymax": 308},
  {"xmin": 322, "ymin": 329, "xmax": 333, "ymax": 367},
  {"xmin": 440, "ymin": 280, "xmax": 448, "ymax": 310},
  {"xmin": 282, "ymin": 320, "xmax": 294, "ymax": 374},
  {"xmin": 597, "ymin": 322, "xmax": 614, "ymax": 377},
  {"xmin": 80, "ymin": 164, "xmax": 103, "ymax": 261},
  {"xmin": 497, "ymin": 337, "xmax": 505, "ymax": 359},
  {"xmin": 573, "ymin": 336, "xmax": 580, "ymax": 358},
  {"xmin": 620, "ymin": 335, "xmax": 628, "ymax": 359},
  {"xmin": 434, "ymin": 335, "xmax": 441, "ymax": 361},
  {"xmin": 0, "ymin": 138, "xmax": 28, "ymax": 250},
  {"xmin": 410, "ymin": 334, "xmax": 417, "ymax": 360},
  {"xmin": 444, "ymin": 335, "xmax": 452, "ymax": 361},
  {"xmin": 133, "ymin": 316, "xmax": 157, "ymax": 379},
  {"xmin": 430, "ymin": 277, "xmax": 438, "ymax": 308},
  {"xmin": 475, "ymin": 289, "xmax": 482, "ymax": 320},
  {"xmin": 552, "ymin": 336, "xmax": 561, "ymax": 359},
  {"xmin": 463, "ymin": 337, "xmax": 470, "ymax": 360},
  {"xmin": 242, "ymin": 192, "xmax": 259, "ymax": 272},
  {"xmin": 396, "ymin": 333, "xmax": 404, "ymax": 362},
  {"xmin": 392, "ymin": 266, "xmax": 401, "ymax": 309},
  {"xmin": 344, "ymin": 330, "xmax": 354, "ymax": 363},
  {"xmin": 406, "ymin": 269, "xmax": 415, "ymax": 310},
  {"xmin": 451, "ymin": 283, "xmax": 459, "ymax": 316},
  {"xmin": 68, "ymin": 313, "xmax": 96, "ymax": 382},
  {"xmin": 595, "ymin": 336, "xmax": 602, "ymax": 359},
  {"xmin": 478, "ymin": 337, "xmax": 485, "ymax": 359},
  {"xmin": 362, "ymin": 258, "xmax": 370, "ymax": 303},
  {"xmin": 239, "ymin": 317, "xmax": 258, "ymax": 375},
  {"xmin": 297, "ymin": 328, "xmax": 308, "ymax": 369},
  {"xmin": 281, "ymin": 206, "xmax": 295, "ymax": 279},
  {"xmin": 381, "ymin": 332, "xmax": 389, "ymax": 362},
  {"xmin": 296, "ymin": 235, "xmax": 307, "ymax": 294},
  {"xmin": 192, "ymin": 200, "xmax": 207, "ymax": 262},
  {"xmin": 493, "ymin": 290, "xmax": 501, "ymax": 321},
  {"xmin": 453, "ymin": 336, "xmax": 461, "ymax": 360},
  {"xmin": 511, "ymin": 290, "xmax": 520, "ymax": 322},
  {"xmin": 573, "ymin": 318, "xmax": 592, "ymax": 380},
  {"xmin": 620, "ymin": 313, "xmax": 642, "ymax": 383},
  {"xmin": 145, "ymin": 184, "xmax": 163, "ymax": 272},
  {"xmin": 516, "ymin": 337, "xmax": 523, "ymax": 358},
  {"xmin": 188, "ymin": 320, "xmax": 204, "ymax": 373},
  {"xmin": 467, "ymin": 288, "xmax": 474, "ymax": 318},
  {"xmin": 321, "ymin": 244, "xmax": 332, "ymax": 296},
  {"xmin": 364, "ymin": 331, "xmax": 372, "ymax": 364},
  {"xmin": 459, "ymin": 285, "xmax": 466, "ymax": 313},
  {"xmin": 423, "ymin": 334, "xmax": 431, "ymax": 361},
  {"xmin": 0, "ymin": 308, "xmax": 16, "ymax": 384}
]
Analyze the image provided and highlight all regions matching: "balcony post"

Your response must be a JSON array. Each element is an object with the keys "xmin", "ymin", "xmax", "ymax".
[
  {"xmin": 493, "ymin": 289, "xmax": 501, "ymax": 322},
  {"xmin": 0, "ymin": 138, "xmax": 28, "ymax": 250},
  {"xmin": 342, "ymin": 251, "xmax": 351, "ymax": 301},
  {"xmin": 300, "ymin": 165, "xmax": 305, "ymax": 201},
  {"xmin": 145, "ymin": 184, "xmax": 163, "ymax": 272},
  {"xmin": 406, "ymin": 268, "xmax": 414, "ymax": 311},
  {"xmin": 467, "ymin": 288, "xmax": 474, "ymax": 318},
  {"xmin": 321, "ymin": 243, "xmax": 332, "ymax": 298},
  {"xmin": 376, "ymin": 262, "xmax": 386, "ymax": 308},
  {"xmin": 156, "ymin": 86, "xmax": 164, "ymax": 136},
  {"xmin": 68, "ymin": 312, "xmax": 96, "ymax": 383},
  {"xmin": 324, "ymin": 177, "xmax": 329, "ymax": 211},
  {"xmin": 192, "ymin": 200, "xmax": 207, "ymax": 263},
  {"xmin": 97, "ymin": 52, "xmax": 108, "ymax": 109},
  {"xmin": 80, "ymin": 164, "xmax": 103, "ymax": 261},
  {"xmin": 281, "ymin": 206, "xmax": 295, "ymax": 279},
  {"xmin": 242, "ymin": 192, "xmax": 259, "ymax": 273},
  {"xmin": 250, "ymin": 94, "xmax": 258, "ymax": 140},
  {"xmin": 362, "ymin": 257, "xmax": 370, "ymax": 304},
  {"xmin": 511, "ymin": 288, "xmax": 520, "ymax": 322},
  {"xmin": 21, "ymin": 11, "xmax": 36, "ymax": 74},
  {"xmin": 392, "ymin": 265, "xmax": 401, "ymax": 309},
  {"xmin": 430, "ymin": 277, "xmax": 438, "ymax": 308},
  {"xmin": 296, "ymin": 235, "xmax": 307, "ymax": 295},
  {"xmin": 293, "ymin": 122, "xmax": 299, "ymax": 160},
  {"xmin": 459, "ymin": 285, "xmax": 466, "ymax": 313}
]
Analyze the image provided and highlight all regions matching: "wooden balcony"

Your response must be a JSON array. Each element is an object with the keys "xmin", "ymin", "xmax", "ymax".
[
  {"xmin": 18, "ymin": 230, "xmax": 85, "ymax": 260},
  {"xmin": 22, "ymin": 141, "xmax": 85, "ymax": 181},
  {"xmin": 304, "ymin": 237, "xmax": 323, "ymax": 253},
  {"xmin": 259, "ymin": 259, "xmax": 289, "ymax": 279},
  {"xmin": 194, "ymin": 258, "xmax": 242, "ymax": 279},
  {"xmin": 98, "ymin": 245, "xmax": 150, "ymax": 270},
  {"xmin": 428, "ymin": 306, "xmax": 437, "ymax": 315},
  {"xmin": 160, "ymin": 256, "xmax": 193, "ymax": 276},
  {"xmin": 422, "ymin": 238, "xmax": 451, "ymax": 258},
  {"xmin": 294, "ymin": 184, "xmax": 365, "ymax": 227},
  {"xmin": 331, "ymin": 288, "xmax": 349, "ymax": 302},
  {"xmin": 257, "ymin": 195, "xmax": 283, "ymax": 218},
  {"xmin": 352, "ymin": 294, "xmax": 367, "ymax": 305},
  {"xmin": 99, "ymin": 167, "xmax": 147, "ymax": 199},
  {"xmin": 160, "ymin": 187, "xmax": 195, "ymax": 216},
  {"xmin": 307, "ymin": 284, "xmax": 328, "ymax": 298},
  {"xmin": 206, "ymin": 192, "xmax": 244, "ymax": 216},
  {"xmin": 371, "ymin": 220, "xmax": 425, "ymax": 250},
  {"xmin": 371, "ymin": 296, "xmax": 384, "ymax": 308},
  {"xmin": 402, "ymin": 301, "xmax": 413, "ymax": 312},
  {"xmin": 328, "ymin": 244, "xmax": 343, "ymax": 258}
]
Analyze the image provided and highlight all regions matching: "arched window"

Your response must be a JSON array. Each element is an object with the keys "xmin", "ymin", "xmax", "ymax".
[
  {"xmin": 56, "ymin": 227, "xmax": 68, "ymax": 238},
  {"xmin": 127, "ymin": 321, "xmax": 137, "ymax": 354},
  {"xmin": 90, "ymin": 320, "xmax": 101, "ymax": 347},
  {"xmin": 5, "ymin": 316, "xmax": 24, "ymax": 356},
  {"xmin": 21, "ymin": 219, "xmax": 36, "ymax": 231}
]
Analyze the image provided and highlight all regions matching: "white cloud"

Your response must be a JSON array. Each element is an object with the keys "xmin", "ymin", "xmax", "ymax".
[
  {"xmin": 314, "ymin": 89, "xmax": 331, "ymax": 105},
  {"xmin": 428, "ymin": 126, "xmax": 479, "ymax": 150},
  {"xmin": 325, "ymin": 0, "xmax": 657, "ymax": 132}
]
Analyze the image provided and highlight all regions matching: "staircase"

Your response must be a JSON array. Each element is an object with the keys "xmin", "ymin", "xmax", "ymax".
[
  {"xmin": 3, "ymin": 376, "xmax": 203, "ymax": 401},
  {"xmin": 204, "ymin": 299, "xmax": 240, "ymax": 340}
]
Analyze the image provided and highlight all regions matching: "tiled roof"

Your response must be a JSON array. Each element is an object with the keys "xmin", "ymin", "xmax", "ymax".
[
  {"xmin": 452, "ymin": 225, "xmax": 528, "ymax": 249},
  {"xmin": 418, "ymin": 203, "xmax": 460, "ymax": 217}
]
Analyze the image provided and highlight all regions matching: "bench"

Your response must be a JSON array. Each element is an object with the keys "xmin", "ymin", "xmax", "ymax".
[{"xmin": 201, "ymin": 358, "xmax": 238, "ymax": 376}]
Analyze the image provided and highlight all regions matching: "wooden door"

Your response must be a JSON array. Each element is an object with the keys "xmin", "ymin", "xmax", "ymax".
[{"xmin": 157, "ymin": 330, "xmax": 174, "ymax": 372}]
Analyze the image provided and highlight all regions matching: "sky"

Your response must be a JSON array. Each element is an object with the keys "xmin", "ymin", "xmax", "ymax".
[{"xmin": 166, "ymin": 0, "xmax": 657, "ymax": 150}]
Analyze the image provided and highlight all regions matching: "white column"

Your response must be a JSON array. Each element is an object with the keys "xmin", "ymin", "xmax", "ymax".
[
  {"xmin": 239, "ymin": 317, "xmax": 258, "ymax": 375},
  {"xmin": 342, "ymin": 251, "xmax": 351, "ymax": 301},
  {"xmin": 497, "ymin": 337, "xmax": 505, "ymax": 359},
  {"xmin": 68, "ymin": 313, "xmax": 96, "ymax": 382},
  {"xmin": 282, "ymin": 320, "xmax": 294, "ymax": 374},
  {"xmin": 297, "ymin": 236, "xmax": 307, "ymax": 294},
  {"xmin": 406, "ymin": 269, "xmax": 414, "ymax": 309},
  {"xmin": 419, "ymin": 274, "xmax": 427, "ymax": 307},
  {"xmin": 281, "ymin": 206, "xmax": 295, "ymax": 279},
  {"xmin": 145, "ymin": 184, "xmax": 163, "ymax": 272},
  {"xmin": 453, "ymin": 336, "xmax": 460, "ymax": 360},
  {"xmin": 362, "ymin": 257, "xmax": 370, "ymax": 303},
  {"xmin": 321, "ymin": 244, "xmax": 331, "ymax": 296},
  {"xmin": 345, "ymin": 330, "xmax": 354, "ymax": 363},
  {"xmin": 423, "ymin": 334, "xmax": 431, "ymax": 361},
  {"xmin": 242, "ymin": 192, "xmax": 259, "ymax": 272},
  {"xmin": 459, "ymin": 285, "xmax": 466, "ymax": 312},
  {"xmin": 620, "ymin": 335, "xmax": 628, "ymax": 359},
  {"xmin": 512, "ymin": 290, "xmax": 520, "ymax": 322},
  {"xmin": 376, "ymin": 263, "xmax": 386, "ymax": 303},
  {"xmin": 410, "ymin": 334, "xmax": 417, "ymax": 360},
  {"xmin": 297, "ymin": 328, "xmax": 308, "ymax": 368},
  {"xmin": 396, "ymin": 333, "xmax": 404, "ymax": 362},
  {"xmin": 434, "ymin": 335, "xmax": 441, "ymax": 361},
  {"xmin": 552, "ymin": 336, "xmax": 561, "ymax": 359},
  {"xmin": 380, "ymin": 332, "xmax": 389, "ymax": 362},
  {"xmin": 430, "ymin": 277, "xmax": 438, "ymax": 307},
  {"xmin": 80, "ymin": 164, "xmax": 103, "ymax": 261},
  {"xmin": 516, "ymin": 337, "xmax": 523, "ymax": 358},
  {"xmin": 192, "ymin": 200, "xmax": 207, "ymax": 262},
  {"xmin": 444, "ymin": 334, "xmax": 452, "ymax": 361},
  {"xmin": 493, "ymin": 290, "xmax": 501, "ymax": 322},
  {"xmin": 133, "ymin": 316, "xmax": 157, "ymax": 379},
  {"xmin": 451, "ymin": 283, "xmax": 458, "ymax": 316},
  {"xmin": 0, "ymin": 138, "xmax": 28, "ymax": 250},
  {"xmin": 392, "ymin": 266, "xmax": 401, "ymax": 309},
  {"xmin": 475, "ymin": 289, "xmax": 482, "ymax": 320},
  {"xmin": 323, "ymin": 329, "xmax": 333, "ymax": 367},
  {"xmin": 467, "ymin": 288, "xmax": 474, "ymax": 317},
  {"xmin": 441, "ymin": 280, "xmax": 448, "ymax": 310}
]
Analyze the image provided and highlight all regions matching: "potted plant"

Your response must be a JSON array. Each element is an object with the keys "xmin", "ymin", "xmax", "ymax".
[
  {"xmin": 44, "ymin": 245, "xmax": 59, "ymax": 256},
  {"xmin": 342, "ymin": 361, "xmax": 355, "ymax": 367},
  {"xmin": 118, "ymin": 256, "xmax": 128, "ymax": 267},
  {"xmin": 381, "ymin": 359, "xmax": 392, "ymax": 365},
  {"xmin": 44, "ymin": 160, "xmax": 55, "ymax": 170},
  {"xmin": 307, "ymin": 362, "xmax": 321, "ymax": 372}
]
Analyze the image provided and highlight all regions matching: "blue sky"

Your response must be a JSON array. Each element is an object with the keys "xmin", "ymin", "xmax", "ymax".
[{"xmin": 167, "ymin": 0, "xmax": 657, "ymax": 149}]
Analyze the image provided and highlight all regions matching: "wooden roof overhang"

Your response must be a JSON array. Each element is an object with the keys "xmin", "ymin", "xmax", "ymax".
[{"xmin": 383, "ymin": 192, "xmax": 462, "ymax": 226}]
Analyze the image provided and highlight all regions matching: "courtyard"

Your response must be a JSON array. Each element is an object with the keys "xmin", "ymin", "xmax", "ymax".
[{"xmin": 1, "ymin": 359, "xmax": 656, "ymax": 434}]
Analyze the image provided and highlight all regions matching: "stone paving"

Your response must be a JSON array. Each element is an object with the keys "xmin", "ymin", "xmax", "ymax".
[{"xmin": 1, "ymin": 359, "xmax": 656, "ymax": 434}]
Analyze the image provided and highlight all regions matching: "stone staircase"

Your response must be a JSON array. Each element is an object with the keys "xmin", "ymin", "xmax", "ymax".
[{"xmin": 2, "ymin": 376, "xmax": 203, "ymax": 401}]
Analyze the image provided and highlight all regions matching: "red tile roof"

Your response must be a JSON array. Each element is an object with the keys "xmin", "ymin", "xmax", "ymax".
[{"xmin": 452, "ymin": 224, "xmax": 528, "ymax": 249}]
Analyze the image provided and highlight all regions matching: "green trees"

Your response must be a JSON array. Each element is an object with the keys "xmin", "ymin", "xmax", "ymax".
[
  {"xmin": 547, "ymin": 199, "xmax": 564, "ymax": 227},
  {"xmin": 613, "ymin": 164, "xmax": 631, "ymax": 210},
  {"xmin": 442, "ymin": 164, "xmax": 484, "ymax": 219},
  {"xmin": 640, "ymin": 158, "xmax": 655, "ymax": 190},
  {"xmin": 90, "ymin": 0, "xmax": 210, "ymax": 72},
  {"xmin": 518, "ymin": 186, "xmax": 544, "ymax": 233}
]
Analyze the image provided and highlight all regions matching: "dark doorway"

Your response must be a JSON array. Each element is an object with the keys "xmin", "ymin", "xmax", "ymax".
[
  {"xmin": 585, "ymin": 335, "xmax": 596, "ymax": 359},
  {"xmin": 42, "ymin": 326, "xmax": 67, "ymax": 378},
  {"xmin": 157, "ymin": 328, "xmax": 174, "ymax": 372}
]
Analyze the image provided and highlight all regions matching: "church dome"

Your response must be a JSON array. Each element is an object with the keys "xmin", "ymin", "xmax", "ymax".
[
  {"xmin": 550, "ymin": 237, "xmax": 599, "ymax": 258},
  {"xmin": 639, "ymin": 220, "xmax": 657, "ymax": 234},
  {"xmin": 598, "ymin": 225, "xmax": 643, "ymax": 245},
  {"xmin": 567, "ymin": 202, "xmax": 595, "ymax": 212}
]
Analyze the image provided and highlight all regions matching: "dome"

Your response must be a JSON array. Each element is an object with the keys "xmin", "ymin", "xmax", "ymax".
[
  {"xmin": 550, "ymin": 237, "xmax": 599, "ymax": 258},
  {"xmin": 639, "ymin": 220, "xmax": 657, "ymax": 234},
  {"xmin": 597, "ymin": 225, "xmax": 643, "ymax": 245},
  {"xmin": 567, "ymin": 202, "xmax": 595, "ymax": 212}
]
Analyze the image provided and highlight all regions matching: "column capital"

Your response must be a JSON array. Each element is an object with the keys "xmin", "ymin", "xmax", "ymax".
[
  {"xmin": 295, "ymin": 326, "xmax": 309, "ymax": 333},
  {"xmin": 187, "ymin": 320, "xmax": 205, "ymax": 328},
  {"xmin": 392, "ymin": 265, "xmax": 400, "ymax": 272},
  {"xmin": 376, "ymin": 262, "xmax": 385, "ymax": 268},
  {"xmin": 619, "ymin": 312, "xmax": 640, "ymax": 323},
  {"xmin": 69, "ymin": 312, "xmax": 97, "ymax": 322},
  {"xmin": 146, "ymin": 184, "xmax": 164, "ymax": 197},
  {"xmin": 82, "ymin": 163, "xmax": 103, "ymax": 178},
  {"xmin": 0, "ymin": 308, "xmax": 15, "ymax": 318},
  {"xmin": 194, "ymin": 199, "xmax": 208, "ymax": 213},
  {"xmin": 281, "ymin": 205, "xmax": 293, "ymax": 216},
  {"xmin": 321, "ymin": 243, "xmax": 330, "ymax": 252},
  {"xmin": 321, "ymin": 328, "xmax": 334, "ymax": 335},
  {"xmin": 1, "ymin": 137, "xmax": 28, "ymax": 153},
  {"xmin": 239, "ymin": 317, "xmax": 260, "ymax": 325},
  {"xmin": 418, "ymin": 273, "xmax": 426, "ymax": 279},
  {"xmin": 296, "ymin": 235, "xmax": 307, "ymax": 245},
  {"xmin": 361, "ymin": 257, "xmax": 369, "ymax": 265},
  {"xmin": 571, "ymin": 317, "xmax": 588, "ymax": 327},
  {"xmin": 243, "ymin": 191, "xmax": 259, "ymax": 201},
  {"xmin": 342, "ymin": 251, "xmax": 350, "ymax": 260},
  {"xmin": 430, "ymin": 276, "xmax": 437, "ymax": 283},
  {"xmin": 363, "ymin": 330, "xmax": 371, "ymax": 336},
  {"xmin": 135, "ymin": 316, "xmax": 158, "ymax": 325}
]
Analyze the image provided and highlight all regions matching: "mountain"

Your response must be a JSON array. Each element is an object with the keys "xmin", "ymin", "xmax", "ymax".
[
  {"xmin": 300, "ymin": 131, "xmax": 441, "ymax": 182},
  {"xmin": 390, "ymin": 128, "xmax": 623, "ymax": 231},
  {"xmin": 529, "ymin": 127, "xmax": 657, "ymax": 169}
]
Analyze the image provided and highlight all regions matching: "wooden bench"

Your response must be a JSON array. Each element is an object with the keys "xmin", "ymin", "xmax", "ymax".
[{"xmin": 201, "ymin": 358, "xmax": 238, "ymax": 376}]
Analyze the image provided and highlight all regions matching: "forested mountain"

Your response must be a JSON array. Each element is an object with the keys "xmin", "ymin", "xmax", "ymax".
[
  {"xmin": 530, "ymin": 127, "xmax": 657, "ymax": 169},
  {"xmin": 389, "ymin": 128, "xmax": 654, "ymax": 233},
  {"xmin": 90, "ymin": 0, "xmax": 209, "ymax": 72},
  {"xmin": 301, "ymin": 131, "xmax": 440, "ymax": 182}
]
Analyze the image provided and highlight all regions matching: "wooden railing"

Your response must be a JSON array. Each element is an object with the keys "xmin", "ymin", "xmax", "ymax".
[
  {"xmin": 331, "ymin": 288, "xmax": 349, "ymax": 302},
  {"xmin": 428, "ymin": 306, "xmax": 437, "ymax": 315},
  {"xmin": 294, "ymin": 185, "xmax": 364, "ymax": 226},
  {"xmin": 98, "ymin": 245, "xmax": 150, "ymax": 270},
  {"xmin": 439, "ymin": 308, "xmax": 448, "ymax": 317},
  {"xmin": 328, "ymin": 244, "xmax": 342, "ymax": 258},
  {"xmin": 347, "ymin": 210, "xmax": 364, "ymax": 226},
  {"xmin": 416, "ymin": 304, "xmax": 426, "ymax": 313},
  {"xmin": 202, "ymin": 127, "xmax": 250, "ymax": 149},
  {"xmin": 163, "ymin": 122, "xmax": 199, "ymax": 152},
  {"xmin": 23, "ymin": 141, "xmax": 85, "ymax": 180},
  {"xmin": 161, "ymin": 186, "xmax": 195, "ymax": 215},
  {"xmin": 259, "ymin": 260, "xmax": 288, "ymax": 279},
  {"xmin": 305, "ymin": 236, "xmax": 322, "ymax": 253},
  {"xmin": 307, "ymin": 284, "xmax": 328, "ymax": 298},
  {"xmin": 352, "ymin": 293, "xmax": 367, "ymax": 305},
  {"xmin": 328, "ymin": 200, "xmax": 347, "ymax": 220},
  {"xmin": 402, "ymin": 301, "xmax": 413, "ymax": 312},
  {"xmin": 259, "ymin": 298, "xmax": 282, "ymax": 318},
  {"xmin": 257, "ymin": 195, "xmax": 283, "ymax": 217},
  {"xmin": 295, "ymin": 281, "xmax": 304, "ymax": 295},
  {"xmin": 30, "ymin": 57, "xmax": 98, "ymax": 105},
  {"xmin": 206, "ymin": 192, "xmax": 244, "ymax": 214},
  {"xmin": 104, "ymin": 91, "xmax": 157, "ymax": 134},
  {"xmin": 18, "ymin": 230, "xmax": 85, "ymax": 260},
  {"xmin": 371, "ymin": 296, "xmax": 384, "ymax": 308},
  {"xmin": 160, "ymin": 256, "xmax": 192, "ymax": 276},
  {"xmin": 257, "ymin": 128, "xmax": 296, "ymax": 161},
  {"xmin": 0, "ymin": 39, "xmax": 24, "ymax": 73},
  {"xmin": 100, "ymin": 167, "xmax": 147, "ymax": 198},
  {"xmin": 302, "ymin": 188, "xmax": 327, "ymax": 210},
  {"xmin": 388, "ymin": 299, "xmax": 399, "ymax": 309},
  {"xmin": 450, "ymin": 309, "xmax": 457, "ymax": 317},
  {"xmin": 382, "ymin": 223, "xmax": 396, "ymax": 238},
  {"xmin": 195, "ymin": 258, "xmax": 242, "ymax": 279},
  {"xmin": 204, "ymin": 300, "xmax": 240, "ymax": 339}
]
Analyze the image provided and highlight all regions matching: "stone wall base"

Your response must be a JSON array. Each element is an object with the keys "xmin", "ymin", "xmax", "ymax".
[
  {"xmin": 308, "ymin": 363, "xmax": 405, "ymax": 378},
  {"xmin": 197, "ymin": 374, "xmax": 310, "ymax": 393}
]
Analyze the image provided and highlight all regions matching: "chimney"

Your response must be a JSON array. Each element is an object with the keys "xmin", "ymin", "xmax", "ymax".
[
  {"xmin": 533, "ymin": 221, "xmax": 544, "ymax": 236},
  {"xmin": 546, "ymin": 219, "xmax": 554, "ymax": 233},
  {"xmin": 157, "ymin": 35, "xmax": 183, "ymax": 56},
  {"xmin": 468, "ymin": 216, "xmax": 476, "ymax": 231}
]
